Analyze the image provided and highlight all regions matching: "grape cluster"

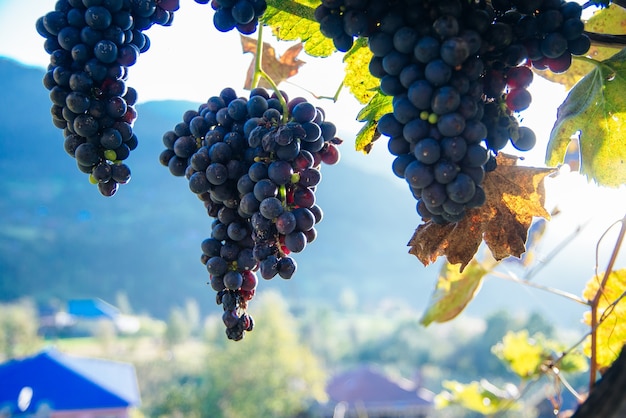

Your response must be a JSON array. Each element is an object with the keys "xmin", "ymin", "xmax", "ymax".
[
  {"xmin": 37, "ymin": 0, "xmax": 179, "ymax": 196},
  {"xmin": 159, "ymin": 87, "xmax": 341, "ymax": 340},
  {"xmin": 314, "ymin": 0, "xmax": 381, "ymax": 52},
  {"xmin": 193, "ymin": 0, "xmax": 267, "ymax": 35},
  {"xmin": 314, "ymin": 0, "xmax": 590, "ymax": 224}
]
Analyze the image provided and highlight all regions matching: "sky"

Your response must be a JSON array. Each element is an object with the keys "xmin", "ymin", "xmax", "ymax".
[{"xmin": 1, "ymin": 0, "xmax": 624, "ymax": 326}]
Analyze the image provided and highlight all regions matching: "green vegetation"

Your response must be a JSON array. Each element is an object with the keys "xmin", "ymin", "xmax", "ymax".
[{"xmin": 0, "ymin": 292, "xmax": 588, "ymax": 417}]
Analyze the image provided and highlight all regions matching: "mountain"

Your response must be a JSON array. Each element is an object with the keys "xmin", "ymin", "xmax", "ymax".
[{"xmin": 0, "ymin": 57, "xmax": 439, "ymax": 318}]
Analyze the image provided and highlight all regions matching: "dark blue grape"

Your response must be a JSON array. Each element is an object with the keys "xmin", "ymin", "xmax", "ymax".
[
  {"xmin": 206, "ymin": 256, "xmax": 229, "ymax": 276},
  {"xmin": 260, "ymin": 197, "xmax": 284, "ymax": 219},
  {"xmin": 422, "ymin": 182, "xmax": 447, "ymax": 207},
  {"xmin": 268, "ymin": 160, "xmax": 293, "ymax": 185},
  {"xmin": 285, "ymin": 231, "xmax": 307, "ymax": 253},
  {"xmin": 446, "ymin": 173, "xmax": 476, "ymax": 204},
  {"xmin": 434, "ymin": 160, "xmax": 460, "ymax": 184},
  {"xmin": 413, "ymin": 138, "xmax": 440, "ymax": 164},
  {"xmin": 413, "ymin": 36, "xmax": 439, "ymax": 64},
  {"xmin": 277, "ymin": 257, "xmax": 297, "ymax": 279},
  {"xmin": 404, "ymin": 160, "xmax": 434, "ymax": 189},
  {"xmin": 440, "ymin": 136, "xmax": 467, "ymax": 163}
]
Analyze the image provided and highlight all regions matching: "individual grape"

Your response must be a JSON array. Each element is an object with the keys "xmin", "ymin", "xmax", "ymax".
[
  {"xmin": 413, "ymin": 138, "xmax": 441, "ymax": 165},
  {"xmin": 277, "ymin": 257, "xmax": 297, "ymax": 279},
  {"xmin": 505, "ymin": 88, "xmax": 532, "ymax": 112},
  {"xmin": 433, "ymin": 160, "xmax": 460, "ymax": 184},
  {"xmin": 223, "ymin": 271, "xmax": 244, "ymax": 290},
  {"xmin": 446, "ymin": 173, "xmax": 476, "ymax": 204},
  {"xmin": 284, "ymin": 231, "xmax": 307, "ymax": 253},
  {"xmin": 506, "ymin": 66, "xmax": 533, "ymax": 89},
  {"xmin": 512, "ymin": 126, "xmax": 536, "ymax": 151}
]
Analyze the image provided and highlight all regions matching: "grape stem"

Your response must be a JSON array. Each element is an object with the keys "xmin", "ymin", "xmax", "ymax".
[
  {"xmin": 584, "ymin": 31, "xmax": 626, "ymax": 47},
  {"xmin": 588, "ymin": 212, "xmax": 626, "ymax": 390},
  {"xmin": 284, "ymin": 79, "xmax": 345, "ymax": 102},
  {"xmin": 572, "ymin": 55, "xmax": 617, "ymax": 79},
  {"xmin": 489, "ymin": 270, "xmax": 589, "ymax": 305},
  {"xmin": 253, "ymin": 25, "xmax": 289, "ymax": 118}
]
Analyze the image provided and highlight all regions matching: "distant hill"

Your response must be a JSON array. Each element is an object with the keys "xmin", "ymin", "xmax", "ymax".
[{"xmin": 0, "ymin": 57, "xmax": 439, "ymax": 318}]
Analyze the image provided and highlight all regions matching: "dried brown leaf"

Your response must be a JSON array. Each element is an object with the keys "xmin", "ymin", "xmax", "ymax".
[
  {"xmin": 408, "ymin": 154, "xmax": 555, "ymax": 270},
  {"xmin": 241, "ymin": 35, "xmax": 305, "ymax": 90}
]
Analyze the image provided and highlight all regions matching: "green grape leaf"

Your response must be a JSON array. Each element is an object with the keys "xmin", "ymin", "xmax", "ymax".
[
  {"xmin": 435, "ymin": 379, "xmax": 519, "ymax": 415},
  {"xmin": 492, "ymin": 330, "xmax": 547, "ymax": 379},
  {"xmin": 546, "ymin": 48, "xmax": 626, "ymax": 187},
  {"xmin": 582, "ymin": 269, "xmax": 626, "ymax": 370},
  {"xmin": 551, "ymin": 346, "xmax": 589, "ymax": 375},
  {"xmin": 420, "ymin": 259, "xmax": 492, "ymax": 326},
  {"xmin": 343, "ymin": 38, "xmax": 379, "ymax": 105},
  {"xmin": 262, "ymin": 0, "xmax": 336, "ymax": 57},
  {"xmin": 492, "ymin": 331, "xmax": 589, "ymax": 379},
  {"xmin": 355, "ymin": 92, "xmax": 392, "ymax": 153}
]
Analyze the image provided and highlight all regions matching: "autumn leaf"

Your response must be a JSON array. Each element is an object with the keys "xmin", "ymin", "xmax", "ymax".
[
  {"xmin": 241, "ymin": 35, "xmax": 305, "ymax": 90},
  {"xmin": 420, "ymin": 258, "xmax": 492, "ymax": 326},
  {"xmin": 582, "ymin": 269, "xmax": 626, "ymax": 370},
  {"xmin": 409, "ymin": 154, "xmax": 554, "ymax": 271}
]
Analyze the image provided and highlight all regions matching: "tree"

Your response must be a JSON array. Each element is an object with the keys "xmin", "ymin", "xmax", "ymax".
[
  {"xmin": 164, "ymin": 307, "xmax": 192, "ymax": 348},
  {"xmin": 198, "ymin": 291, "xmax": 327, "ymax": 418},
  {"xmin": 0, "ymin": 299, "xmax": 42, "ymax": 361}
]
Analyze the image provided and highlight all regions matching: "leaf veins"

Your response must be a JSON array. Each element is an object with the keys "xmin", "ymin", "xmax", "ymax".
[{"xmin": 409, "ymin": 154, "xmax": 555, "ymax": 271}]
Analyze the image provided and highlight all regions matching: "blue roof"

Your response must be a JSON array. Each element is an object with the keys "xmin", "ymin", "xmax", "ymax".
[
  {"xmin": 67, "ymin": 299, "xmax": 120, "ymax": 319},
  {"xmin": 0, "ymin": 349, "xmax": 140, "ymax": 414}
]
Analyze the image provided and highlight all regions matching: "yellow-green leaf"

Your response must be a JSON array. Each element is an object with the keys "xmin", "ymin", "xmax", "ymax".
[
  {"xmin": 585, "ymin": 4, "xmax": 626, "ymax": 62},
  {"xmin": 546, "ymin": 48, "xmax": 626, "ymax": 187},
  {"xmin": 343, "ymin": 38, "xmax": 379, "ymax": 105},
  {"xmin": 420, "ymin": 259, "xmax": 492, "ymax": 326},
  {"xmin": 435, "ymin": 380, "xmax": 519, "ymax": 415},
  {"xmin": 262, "ymin": 0, "xmax": 336, "ymax": 57},
  {"xmin": 492, "ymin": 330, "xmax": 546, "ymax": 379},
  {"xmin": 582, "ymin": 269, "xmax": 626, "ymax": 370},
  {"xmin": 355, "ymin": 92, "xmax": 392, "ymax": 153}
]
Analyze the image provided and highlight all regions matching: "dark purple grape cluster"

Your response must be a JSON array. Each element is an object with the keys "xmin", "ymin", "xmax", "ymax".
[
  {"xmin": 193, "ymin": 0, "xmax": 267, "ymax": 35},
  {"xmin": 489, "ymin": 0, "xmax": 590, "ymax": 74},
  {"xmin": 313, "ymin": 0, "xmax": 382, "ymax": 52},
  {"xmin": 159, "ymin": 87, "xmax": 341, "ymax": 340},
  {"xmin": 37, "ymin": 0, "xmax": 180, "ymax": 196},
  {"xmin": 314, "ymin": 0, "xmax": 589, "ymax": 224}
]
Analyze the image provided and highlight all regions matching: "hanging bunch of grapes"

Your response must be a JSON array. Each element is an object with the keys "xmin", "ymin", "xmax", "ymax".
[{"xmin": 313, "ymin": 0, "xmax": 590, "ymax": 224}]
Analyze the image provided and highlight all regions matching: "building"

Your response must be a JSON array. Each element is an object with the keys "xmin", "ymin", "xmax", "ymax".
[
  {"xmin": 321, "ymin": 366, "xmax": 434, "ymax": 418},
  {"xmin": 0, "ymin": 349, "xmax": 141, "ymax": 418},
  {"xmin": 39, "ymin": 299, "xmax": 140, "ymax": 337}
]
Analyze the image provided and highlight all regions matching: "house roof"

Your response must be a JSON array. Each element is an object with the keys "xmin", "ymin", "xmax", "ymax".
[
  {"xmin": 67, "ymin": 299, "xmax": 120, "ymax": 319},
  {"xmin": 326, "ymin": 366, "xmax": 433, "ymax": 409},
  {"xmin": 0, "ymin": 349, "xmax": 140, "ymax": 415}
]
